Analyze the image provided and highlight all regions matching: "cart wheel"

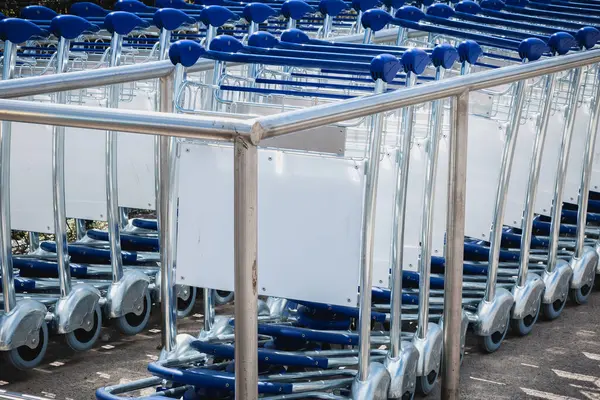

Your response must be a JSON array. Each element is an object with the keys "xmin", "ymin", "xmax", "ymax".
[
  {"xmin": 5, "ymin": 322, "xmax": 48, "ymax": 370},
  {"xmin": 569, "ymin": 281, "xmax": 593, "ymax": 305},
  {"xmin": 177, "ymin": 285, "xmax": 197, "ymax": 318},
  {"xmin": 401, "ymin": 390, "xmax": 415, "ymax": 400},
  {"xmin": 114, "ymin": 291, "xmax": 152, "ymax": 335},
  {"xmin": 416, "ymin": 370, "xmax": 438, "ymax": 395},
  {"xmin": 213, "ymin": 290, "xmax": 234, "ymax": 305},
  {"xmin": 478, "ymin": 319, "xmax": 509, "ymax": 353},
  {"xmin": 542, "ymin": 297, "xmax": 567, "ymax": 320},
  {"xmin": 65, "ymin": 305, "xmax": 102, "ymax": 351},
  {"xmin": 510, "ymin": 300, "xmax": 541, "ymax": 337}
]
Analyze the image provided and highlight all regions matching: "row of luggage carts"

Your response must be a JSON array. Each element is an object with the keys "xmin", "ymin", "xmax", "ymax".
[{"xmin": 0, "ymin": 0, "xmax": 600, "ymax": 398}]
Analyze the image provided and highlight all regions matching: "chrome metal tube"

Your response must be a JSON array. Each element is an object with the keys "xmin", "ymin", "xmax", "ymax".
[
  {"xmin": 287, "ymin": 18, "xmax": 296, "ymax": 30},
  {"xmin": 358, "ymin": 78, "xmax": 387, "ymax": 381},
  {"xmin": 440, "ymin": 92, "xmax": 468, "ymax": 400},
  {"xmin": 233, "ymin": 135, "xmax": 259, "ymax": 400},
  {"xmin": 29, "ymin": 232, "xmax": 40, "ymax": 253},
  {"xmin": 363, "ymin": 28, "xmax": 373, "ymax": 44},
  {"xmin": 75, "ymin": 219, "xmax": 87, "ymax": 241},
  {"xmin": 203, "ymin": 289, "xmax": 215, "ymax": 332},
  {"xmin": 517, "ymin": 73, "xmax": 556, "ymax": 287},
  {"xmin": 323, "ymin": 15, "xmax": 333, "ymax": 38},
  {"xmin": 106, "ymin": 32, "xmax": 125, "ymax": 283},
  {"xmin": 0, "ymin": 41, "xmax": 16, "ymax": 313},
  {"xmin": 547, "ymin": 67, "xmax": 584, "ymax": 273},
  {"xmin": 389, "ymin": 73, "xmax": 415, "ymax": 352},
  {"xmin": 205, "ymin": 26, "xmax": 217, "ymax": 49},
  {"xmin": 574, "ymin": 65, "xmax": 600, "ymax": 258},
  {"xmin": 484, "ymin": 77, "xmax": 527, "ymax": 302},
  {"xmin": 158, "ymin": 29, "xmax": 172, "ymax": 62},
  {"xmin": 159, "ymin": 71, "xmax": 178, "ymax": 354},
  {"xmin": 54, "ymin": 37, "xmax": 72, "ymax": 298},
  {"xmin": 253, "ymin": 50, "xmax": 600, "ymax": 141},
  {"xmin": 416, "ymin": 67, "xmax": 444, "ymax": 339}
]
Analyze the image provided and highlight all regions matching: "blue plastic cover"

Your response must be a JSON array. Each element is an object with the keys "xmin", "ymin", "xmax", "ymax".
[
  {"xmin": 479, "ymin": 0, "xmax": 505, "ymax": 10},
  {"xmin": 169, "ymin": 39, "xmax": 204, "ymax": 67},
  {"xmin": 454, "ymin": 0, "xmax": 482, "ymax": 14},
  {"xmin": 426, "ymin": 3, "xmax": 455, "ymax": 18},
  {"xmin": 248, "ymin": 31, "xmax": 279, "ymax": 48},
  {"xmin": 153, "ymin": 8, "xmax": 196, "ymax": 30},
  {"xmin": 70, "ymin": 2, "xmax": 109, "ymax": 17},
  {"xmin": 548, "ymin": 32, "xmax": 576, "ymax": 55},
  {"xmin": 352, "ymin": 0, "xmax": 381, "ymax": 12},
  {"xmin": 318, "ymin": 0, "xmax": 350, "ymax": 17},
  {"xmin": 199, "ymin": 5, "xmax": 239, "ymax": 27},
  {"xmin": 401, "ymin": 47, "xmax": 430, "ymax": 74},
  {"xmin": 50, "ymin": 15, "xmax": 99, "ymax": 39},
  {"xmin": 576, "ymin": 27, "xmax": 600, "ymax": 50},
  {"xmin": 431, "ymin": 43, "xmax": 459, "ymax": 69},
  {"xmin": 280, "ymin": 28, "xmax": 311, "ymax": 44},
  {"xmin": 518, "ymin": 37, "xmax": 548, "ymax": 61},
  {"xmin": 209, "ymin": 34, "xmax": 243, "ymax": 52},
  {"xmin": 370, "ymin": 53, "xmax": 402, "ymax": 83},
  {"xmin": 0, "ymin": 18, "xmax": 49, "ymax": 43},
  {"xmin": 243, "ymin": 3, "xmax": 277, "ymax": 23},
  {"xmin": 20, "ymin": 5, "xmax": 58, "ymax": 21},
  {"xmin": 115, "ymin": 0, "xmax": 157, "ymax": 13},
  {"xmin": 104, "ymin": 11, "xmax": 150, "ymax": 35},
  {"xmin": 361, "ymin": 9, "xmax": 393, "ymax": 32},
  {"xmin": 281, "ymin": 0, "xmax": 315, "ymax": 20},
  {"xmin": 394, "ymin": 6, "xmax": 425, "ymax": 22},
  {"xmin": 457, "ymin": 39, "xmax": 482, "ymax": 64}
]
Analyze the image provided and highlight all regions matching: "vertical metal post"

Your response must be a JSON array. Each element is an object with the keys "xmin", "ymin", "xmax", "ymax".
[
  {"xmin": 159, "ymin": 71, "xmax": 177, "ymax": 354},
  {"xmin": 574, "ymin": 65, "xmax": 600, "ymax": 258},
  {"xmin": 29, "ymin": 232, "xmax": 40, "ymax": 252},
  {"xmin": 358, "ymin": 78, "xmax": 387, "ymax": 380},
  {"xmin": 75, "ymin": 219, "xmax": 87, "ymax": 241},
  {"xmin": 484, "ymin": 77, "xmax": 527, "ymax": 302},
  {"xmin": 363, "ymin": 28, "xmax": 373, "ymax": 44},
  {"xmin": 416, "ymin": 67, "xmax": 445, "ymax": 340},
  {"xmin": 54, "ymin": 37, "xmax": 72, "ymax": 298},
  {"xmin": 322, "ymin": 14, "xmax": 332, "ymax": 38},
  {"xmin": 441, "ymin": 92, "xmax": 468, "ymax": 400},
  {"xmin": 517, "ymin": 73, "xmax": 556, "ymax": 287},
  {"xmin": 287, "ymin": 18, "xmax": 296, "ymax": 30},
  {"xmin": 106, "ymin": 32, "xmax": 125, "ymax": 283},
  {"xmin": 547, "ymin": 67, "xmax": 584, "ymax": 273},
  {"xmin": 0, "ymin": 40, "xmax": 17, "ymax": 313},
  {"xmin": 233, "ymin": 136, "xmax": 259, "ymax": 400}
]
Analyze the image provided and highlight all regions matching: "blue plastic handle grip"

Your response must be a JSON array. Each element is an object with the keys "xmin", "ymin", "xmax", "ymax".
[
  {"xmin": 257, "ymin": 323, "xmax": 359, "ymax": 345},
  {"xmin": 147, "ymin": 363, "xmax": 294, "ymax": 394},
  {"xmin": 190, "ymin": 341, "xmax": 330, "ymax": 368}
]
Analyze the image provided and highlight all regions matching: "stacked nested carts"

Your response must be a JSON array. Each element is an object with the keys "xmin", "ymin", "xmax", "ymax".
[{"xmin": 0, "ymin": 0, "xmax": 598, "ymax": 399}]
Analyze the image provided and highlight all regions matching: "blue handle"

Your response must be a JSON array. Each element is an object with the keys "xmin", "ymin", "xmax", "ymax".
[
  {"xmin": 21, "ymin": 5, "xmax": 58, "ymax": 21},
  {"xmin": 0, "ymin": 18, "xmax": 49, "ymax": 43},
  {"xmin": 70, "ymin": 2, "xmax": 110, "ymax": 18},
  {"xmin": 294, "ymin": 299, "xmax": 388, "ymax": 322},
  {"xmin": 258, "ymin": 323, "xmax": 358, "ymax": 345},
  {"xmin": 147, "ymin": 363, "xmax": 294, "ymax": 394},
  {"xmin": 50, "ymin": 15, "xmax": 100, "ymax": 39}
]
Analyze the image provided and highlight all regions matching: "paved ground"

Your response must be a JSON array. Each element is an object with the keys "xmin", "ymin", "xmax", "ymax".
[{"xmin": 2, "ymin": 291, "xmax": 600, "ymax": 400}]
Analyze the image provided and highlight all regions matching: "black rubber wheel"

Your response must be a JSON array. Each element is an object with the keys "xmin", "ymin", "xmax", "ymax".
[
  {"xmin": 478, "ymin": 318, "xmax": 509, "ymax": 353},
  {"xmin": 114, "ymin": 291, "xmax": 152, "ymax": 335},
  {"xmin": 177, "ymin": 285, "xmax": 197, "ymax": 318},
  {"xmin": 542, "ymin": 297, "xmax": 567, "ymax": 320},
  {"xmin": 65, "ymin": 305, "xmax": 102, "ymax": 351},
  {"xmin": 416, "ymin": 370, "xmax": 438, "ymax": 395},
  {"xmin": 510, "ymin": 299, "xmax": 541, "ymax": 337},
  {"xmin": 5, "ymin": 322, "xmax": 48, "ymax": 370}
]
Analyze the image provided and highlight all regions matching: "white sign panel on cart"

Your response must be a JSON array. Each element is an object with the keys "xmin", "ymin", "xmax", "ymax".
[{"xmin": 176, "ymin": 141, "xmax": 364, "ymax": 307}]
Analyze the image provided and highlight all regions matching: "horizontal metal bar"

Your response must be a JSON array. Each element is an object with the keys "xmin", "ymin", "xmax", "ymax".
[
  {"xmin": 0, "ymin": 98, "xmax": 252, "ymax": 141},
  {"xmin": 251, "ymin": 49, "xmax": 600, "ymax": 141},
  {"xmin": 334, "ymin": 28, "xmax": 424, "ymax": 44},
  {"xmin": 0, "ymin": 58, "xmax": 221, "ymax": 99}
]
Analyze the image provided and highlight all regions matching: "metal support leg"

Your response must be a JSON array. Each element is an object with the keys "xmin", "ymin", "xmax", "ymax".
[
  {"xmin": 233, "ymin": 136, "xmax": 258, "ymax": 400},
  {"xmin": 441, "ymin": 92, "xmax": 468, "ymax": 400}
]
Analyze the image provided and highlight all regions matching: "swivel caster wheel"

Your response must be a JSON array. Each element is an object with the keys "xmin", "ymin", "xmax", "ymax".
[
  {"xmin": 510, "ymin": 301, "xmax": 541, "ymax": 337},
  {"xmin": 416, "ymin": 370, "xmax": 438, "ymax": 396},
  {"xmin": 478, "ymin": 320, "xmax": 509, "ymax": 353},
  {"xmin": 213, "ymin": 290, "xmax": 234, "ymax": 305},
  {"xmin": 401, "ymin": 390, "xmax": 415, "ymax": 400},
  {"xmin": 4, "ymin": 322, "xmax": 48, "ymax": 370},
  {"xmin": 65, "ymin": 305, "xmax": 103, "ymax": 351},
  {"xmin": 542, "ymin": 297, "xmax": 567, "ymax": 320},
  {"xmin": 177, "ymin": 285, "xmax": 197, "ymax": 318},
  {"xmin": 114, "ymin": 292, "xmax": 152, "ymax": 335},
  {"xmin": 569, "ymin": 282, "xmax": 593, "ymax": 305}
]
